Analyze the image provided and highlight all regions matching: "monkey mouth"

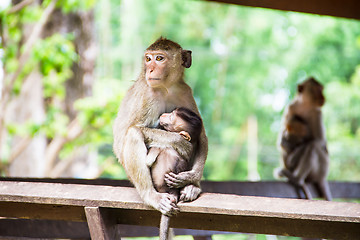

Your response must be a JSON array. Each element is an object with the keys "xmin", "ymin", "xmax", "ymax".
[{"xmin": 148, "ymin": 78, "xmax": 161, "ymax": 81}]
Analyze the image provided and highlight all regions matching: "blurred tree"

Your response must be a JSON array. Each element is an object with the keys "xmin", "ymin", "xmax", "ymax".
[
  {"xmin": 0, "ymin": 0, "xmax": 101, "ymax": 177},
  {"xmin": 41, "ymin": 7, "xmax": 97, "ymax": 177},
  {"xmin": 1, "ymin": 0, "xmax": 60, "ymax": 176}
]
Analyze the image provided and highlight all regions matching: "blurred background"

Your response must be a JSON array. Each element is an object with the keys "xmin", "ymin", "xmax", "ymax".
[{"xmin": 0, "ymin": 0, "xmax": 359, "ymax": 238}]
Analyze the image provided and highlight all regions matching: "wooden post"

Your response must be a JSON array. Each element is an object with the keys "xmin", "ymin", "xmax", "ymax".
[{"xmin": 85, "ymin": 207, "xmax": 121, "ymax": 240}]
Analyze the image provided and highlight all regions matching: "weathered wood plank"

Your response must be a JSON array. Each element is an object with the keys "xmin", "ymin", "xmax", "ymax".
[
  {"xmin": 205, "ymin": 0, "xmax": 360, "ymax": 20},
  {"xmin": 0, "ymin": 181, "xmax": 148, "ymax": 209},
  {"xmin": 0, "ymin": 181, "xmax": 359, "ymax": 239},
  {"xmin": 0, "ymin": 219, "xmax": 90, "ymax": 239},
  {"xmin": 1, "ymin": 178, "xmax": 359, "ymax": 199},
  {"xmin": 0, "ymin": 202, "xmax": 86, "ymax": 221},
  {"xmin": 0, "ymin": 219, "xmax": 226, "ymax": 238},
  {"xmin": 1, "ymin": 181, "xmax": 359, "ymax": 221}
]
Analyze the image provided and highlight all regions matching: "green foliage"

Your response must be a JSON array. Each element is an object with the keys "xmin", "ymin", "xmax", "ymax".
[
  {"xmin": 74, "ymin": 90, "xmax": 123, "ymax": 144},
  {"xmin": 34, "ymin": 34, "xmax": 77, "ymax": 98},
  {"xmin": 20, "ymin": 5, "xmax": 42, "ymax": 23},
  {"xmin": 57, "ymin": 0, "xmax": 96, "ymax": 13},
  {"xmin": 95, "ymin": 0, "xmax": 360, "ymax": 182},
  {"xmin": 6, "ymin": 121, "xmax": 41, "ymax": 137}
]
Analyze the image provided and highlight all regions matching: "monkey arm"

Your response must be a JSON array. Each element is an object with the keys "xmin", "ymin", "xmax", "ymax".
[
  {"xmin": 180, "ymin": 84, "xmax": 209, "ymax": 178},
  {"xmin": 140, "ymin": 127, "xmax": 193, "ymax": 158},
  {"xmin": 310, "ymin": 110, "xmax": 327, "ymax": 142},
  {"xmin": 277, "ymin": 106, "xmax": 291, "ymax": 151},
  {"xmin": 190, "ymin": 128, "xmax": 208, "ymax": 182}
]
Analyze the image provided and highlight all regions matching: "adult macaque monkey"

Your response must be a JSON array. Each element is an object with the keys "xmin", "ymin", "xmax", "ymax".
[
  {"xmin": 278, "ymin": 77, "xmax": 332, "ymax": 201},
  {"xmin": 113, "ymin": 37, "xmax": 208, "ymax": 217},
  {"xmin": 146, "ymin": 107, "xmax": 203, "ymax": 240}
]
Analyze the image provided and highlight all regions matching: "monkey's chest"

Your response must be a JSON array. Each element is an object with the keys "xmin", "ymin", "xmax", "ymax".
[{"xmin": 142, "ymin": 100, "xmax": 166, "ymax": 127}]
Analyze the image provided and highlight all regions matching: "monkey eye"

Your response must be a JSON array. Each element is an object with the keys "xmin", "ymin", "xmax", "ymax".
[
  {"xmin": 145, "ymin": 55, "xmax": 152, "ymax": 62},
  {"xmin": 155, "ymin": 55, "xmax": 165, "ymax": 61}
]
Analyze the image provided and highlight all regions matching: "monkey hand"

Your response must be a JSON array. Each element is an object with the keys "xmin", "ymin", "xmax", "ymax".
[
  {"xmin": 159, "ymin": 193, "xmax": 179, "ymax": 216},
  {"xmin": 179, "ymin": 184, "xmax": 201, "ymax": 202},
  {"xmin": 165, "ymin": 172, "xmax": 192, "ymax": 188}
]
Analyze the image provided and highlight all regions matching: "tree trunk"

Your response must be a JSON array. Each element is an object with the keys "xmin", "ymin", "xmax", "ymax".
[
  {"xmin": 7, "ymin": 5, "xmax": 96, "ymax": 177},
  {"xmin": 8, "ymin": 71, "xmax": 47, "ymax": 177},
  {"xmin": 42, "ymin": 9, "xmax": 97, "ymax": 177},
  {"xmin": 7, "ymin": 0, "xmax": 47, "ymax": 177}
]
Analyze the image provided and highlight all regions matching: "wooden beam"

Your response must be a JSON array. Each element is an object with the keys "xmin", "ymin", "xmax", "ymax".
[
  {"xmin": 0, "ymin": 201, "xmax": 86, "ymax": 221},
  {"xmin": 0, "ymin": 219, "xmax": 226, "ymax": 238},
  {"xmin": 1, "ymin": 178, "xmax": 359, "ymax": 199},
  {"xmin": 204, "ymin": 0, "xmax": 360, "ymax": 20},
  {"xmin": 0, "ymin": 219, "xmax": 90, "ymax": 239},
  {"xmin": 0, "ymin": 181, "xmax": 359, "ymax": 239},
  {"xmin": 85, "ymin": 207, "xmax": 121, "ymax": 240}
]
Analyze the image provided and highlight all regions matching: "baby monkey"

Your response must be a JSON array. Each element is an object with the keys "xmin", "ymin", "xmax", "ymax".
[{"xmin": 146, "ymin": 107, "xmax": 202, "ymax": 240}]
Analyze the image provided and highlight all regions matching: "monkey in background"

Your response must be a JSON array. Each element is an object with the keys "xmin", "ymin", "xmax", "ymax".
[
  {"xmin": 113, "ymin": 37, "xmax": 208, "ymax": 217},
  {"xmin": 146, "ymin": 107, "xmax": 202, "ymax": 240},
  {"xmin": 278, "ymin": 77, "xmax": 332, "ymax": 201},
  {"xmin": 280, "ymin": 115, "xmax": 311, "ymax": 171}
]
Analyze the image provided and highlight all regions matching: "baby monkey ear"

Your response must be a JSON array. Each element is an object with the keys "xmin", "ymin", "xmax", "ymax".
[
  {"xmin": 182, "ymin": 50, "xmax": 192, "ymax": 68},
  {"xmin": 179, "ymin": 131, "xmax": 191, "ymax": 142}
]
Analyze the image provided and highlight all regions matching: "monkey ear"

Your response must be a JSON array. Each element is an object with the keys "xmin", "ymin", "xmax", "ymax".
[
  {"xmin": 182, "ymin": 50, "xmax": 192, "ymax": 68},
  {"xmin": 179, "ymin": 131, "xmax": 191, "ymax": 142},
  {"xmin": 297, "ymin": 84, "xmax": 304, "ymax": 93}
]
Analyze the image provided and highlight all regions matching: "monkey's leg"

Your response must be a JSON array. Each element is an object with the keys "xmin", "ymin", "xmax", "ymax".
[
  {"xmin": 302, "ymin": 185, "xmax": 313, "ymax": 200},
  {"xmin": 286, "ymin": 144, "xmax": 307, "ymax": 171},
  {"xmin": 318, "ymin": 179, "xmax": 332, "ymax": 201},
  {"xmin": 281, "ymin": 169, "xmax": 301, "ymax": 186},
  {"xmin": 313, "ymin": 145, "xmax": 332, "ymax": 201},
  {"xmin": 291, "ymin": 144, "xmax": 313, "ymax": 184},
  {"xmin": 292, "ymin": 145, "xmax": 317, "ymax": 200},
  {"xmin": 146, "ymin": 147, "xmax": 161, "ymax": 167},
  {"xmin": 281, "ymin": 169, "xmax": 313, "ymax": 199}
]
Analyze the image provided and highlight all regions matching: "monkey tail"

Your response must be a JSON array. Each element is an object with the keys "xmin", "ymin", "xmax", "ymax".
[{"xmin": 160, "ymin": 214, "xmax": 172, "ymax": 240}]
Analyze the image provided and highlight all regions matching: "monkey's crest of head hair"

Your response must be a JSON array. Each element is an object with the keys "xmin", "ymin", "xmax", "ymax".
[
  {"xmin": 147, "ymin": 37, "xmax": 182, "ymax": 51},
  {"xmin": 175, "ymin": 107, "xmax": 202, "ymax": 143}
]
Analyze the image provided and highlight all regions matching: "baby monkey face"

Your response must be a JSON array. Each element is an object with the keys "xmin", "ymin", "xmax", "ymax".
[{"xmin": 159, "ymin": 110, "xmax": 186, "ymax": 133}]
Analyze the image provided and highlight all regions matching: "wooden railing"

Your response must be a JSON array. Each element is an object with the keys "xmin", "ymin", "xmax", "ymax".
[{"xmin": 0, "ymin": 178, "xmax": 359, "ymax": 239}]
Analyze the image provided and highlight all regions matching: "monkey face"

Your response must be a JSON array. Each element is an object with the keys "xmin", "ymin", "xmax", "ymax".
[
  {"xmin": 144, "ymin": 51, "xmax": 171, "ymax": 88},
  {"xmin": 159, "ymin": 111, "xmax": 186, "ymax": 133}
]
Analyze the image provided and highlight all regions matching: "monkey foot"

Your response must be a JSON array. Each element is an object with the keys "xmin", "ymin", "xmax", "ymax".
[{"xmin": 179, "ymin": 184, "xmax": 201, "ymax": 202}]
